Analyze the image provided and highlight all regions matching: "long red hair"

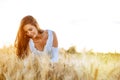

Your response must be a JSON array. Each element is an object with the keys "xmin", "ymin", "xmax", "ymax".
[{"xmin": 14, "ymin": 15, "xmax": 43, "ymax": 59}]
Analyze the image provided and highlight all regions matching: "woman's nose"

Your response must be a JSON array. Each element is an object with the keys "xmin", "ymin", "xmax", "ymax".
[{"xmin": 27, "ymin": 31, "xmax": 31, "ymax": 35}]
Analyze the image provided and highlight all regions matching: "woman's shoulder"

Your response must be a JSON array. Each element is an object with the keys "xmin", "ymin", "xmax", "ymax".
[
  {"xmin": 46, "ymin": 29, "xmax": 53, "ymax": 32},
  {"xmin": 46, "ymin": 29, "xmax": 57, "ymax": 35},
  {"xmin": 45, "ymin": 29, "xmax": 54, "ymax": 36}
]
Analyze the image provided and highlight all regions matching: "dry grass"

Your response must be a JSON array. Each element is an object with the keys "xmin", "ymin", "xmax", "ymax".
[{"xmin": 0, "ymin": 45, "xmax": 120, "ymax": 80}]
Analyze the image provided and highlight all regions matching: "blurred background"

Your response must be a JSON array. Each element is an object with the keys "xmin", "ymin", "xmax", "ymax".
[{"xmin": 0, "ymin": 0, "xmax": 120, "ymax": 52}]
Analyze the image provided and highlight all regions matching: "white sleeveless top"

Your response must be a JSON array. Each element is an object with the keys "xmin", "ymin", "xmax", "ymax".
[{"xmin": 29, "ymin": 30, "xmax": 53, "ymax": 56}]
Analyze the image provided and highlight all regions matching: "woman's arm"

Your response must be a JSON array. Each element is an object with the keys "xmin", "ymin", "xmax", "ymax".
[
  {"xmin": 51, "ymin": 31, "xmax": 59, "ymax": 62},
  {"xmin": 52, "ymin": 31, "xmax": 58, "ymax": 47}
]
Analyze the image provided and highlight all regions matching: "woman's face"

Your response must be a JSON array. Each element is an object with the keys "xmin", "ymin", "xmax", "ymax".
[{"xmin": 23, "ymin": 24, "xmax": 38, "ymax": 39}]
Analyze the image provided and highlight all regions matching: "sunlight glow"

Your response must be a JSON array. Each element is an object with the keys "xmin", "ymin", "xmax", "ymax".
[{"xmin": 0, "ymin": 0, "xmax": 120, "ymax": 53}]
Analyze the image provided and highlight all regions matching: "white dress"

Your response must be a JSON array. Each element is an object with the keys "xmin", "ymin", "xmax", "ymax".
[{"xmin": 29, "ymin": 30, "xmax": 58, "ymax": 62}]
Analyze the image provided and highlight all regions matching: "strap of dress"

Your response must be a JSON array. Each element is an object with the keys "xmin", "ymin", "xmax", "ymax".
[{"xmin": 44, "ymin": 30, "xmax": 53, "ymax": 53}]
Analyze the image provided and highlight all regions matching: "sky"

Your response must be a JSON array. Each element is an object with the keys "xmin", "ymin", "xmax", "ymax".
[{"xmin": 0, "ymin": 0, "xmax": 120, "ymax": 52}]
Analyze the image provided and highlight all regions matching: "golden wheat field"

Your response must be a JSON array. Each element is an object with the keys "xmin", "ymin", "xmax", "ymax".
[{"xmin": 0, "ymin": 45, "xmax": 120, "ymax": 80}]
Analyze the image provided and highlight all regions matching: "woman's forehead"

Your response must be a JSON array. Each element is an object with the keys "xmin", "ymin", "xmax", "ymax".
[
  {"xmin": 23, "ymin": 24, "xmax": 35, "ymax": 30},
  {"xmin": 25, "ymin": 24, "xmax": 35, "ymax": 28}
]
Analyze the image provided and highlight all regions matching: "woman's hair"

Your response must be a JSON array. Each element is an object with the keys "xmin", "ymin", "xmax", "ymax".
[{"xmin": 14, "ymin": 15, "xmax": 42, "ymax": 59}]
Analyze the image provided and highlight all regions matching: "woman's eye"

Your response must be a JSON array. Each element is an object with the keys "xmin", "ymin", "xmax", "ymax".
[{"xmin": 28, "ymin": 28, "xmax": 32, "ymax": 31}]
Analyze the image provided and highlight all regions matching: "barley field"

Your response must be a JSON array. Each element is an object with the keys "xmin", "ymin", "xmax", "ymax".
[{"xmin": 0, "ymin": 45, "xmax": 120, "ymax": 80}]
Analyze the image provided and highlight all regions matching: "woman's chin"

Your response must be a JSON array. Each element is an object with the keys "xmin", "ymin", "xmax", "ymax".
[{"xmin": 32, "ymin": 35, "xmax": 37, "ymax": 39}]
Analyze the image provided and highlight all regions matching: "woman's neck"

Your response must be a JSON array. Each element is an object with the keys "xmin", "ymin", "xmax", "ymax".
[{"xmin": 32, "ymin": 31, "xmax": 44, "ymax": 41}]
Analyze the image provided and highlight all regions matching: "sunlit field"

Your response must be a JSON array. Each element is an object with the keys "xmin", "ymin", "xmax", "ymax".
[{"xmin": 0, "ymin": 45, "xmax": 120, "ymax": 80}]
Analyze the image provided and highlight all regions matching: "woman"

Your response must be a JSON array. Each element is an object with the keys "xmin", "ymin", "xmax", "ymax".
[{"xmin": 14, "ymin": 15, "xmax": 58, "ymax": 62}]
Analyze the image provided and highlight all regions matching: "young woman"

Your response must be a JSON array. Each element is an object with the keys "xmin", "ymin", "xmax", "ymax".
[{"xmin": 14, "ymin": 15, "xmax": 58, "ymax": 62}]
